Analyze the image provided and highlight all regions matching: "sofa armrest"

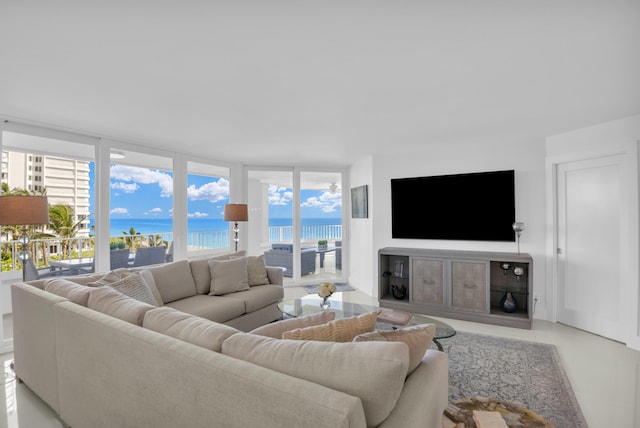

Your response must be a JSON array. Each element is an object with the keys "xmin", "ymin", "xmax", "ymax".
[
  {"xmin": 378, "ymin": 350, "xmax": 448, "ymax": 428},
  {"xmin": 266, "ymin": 266, "xmax": 284, "ymax": 286}
]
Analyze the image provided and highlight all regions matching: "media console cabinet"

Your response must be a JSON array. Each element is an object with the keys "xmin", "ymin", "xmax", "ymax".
[{"xmin": 378, "ymin": 247, "xmax": 533, "ymax": 329}]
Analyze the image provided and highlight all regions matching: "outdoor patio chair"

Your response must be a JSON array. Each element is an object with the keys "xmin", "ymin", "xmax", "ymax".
[
  {"xmin": 110, "ymin": 248, "xmax": 131, "ymax": 269},
  {"xmin": 132, "ymin": 246, "xmax": 167, "ymax": 267},
  {"xmin": 22, "ymin": 259, "xmax": 66, "ymax": 281}
]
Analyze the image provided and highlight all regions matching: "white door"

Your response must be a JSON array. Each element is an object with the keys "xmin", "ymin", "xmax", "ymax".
[{"xmin": 556, "ymin": 155, "xmax": 627, "ymax": 342}]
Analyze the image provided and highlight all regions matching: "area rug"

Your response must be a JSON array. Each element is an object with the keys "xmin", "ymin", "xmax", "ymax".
[
  {"xmin": 303, "ymin": 283, "xmax": 355, "ymax": 294},
  {"xmin": 439, "ymin": 332, "xmax": 587, "ymax": 428}
]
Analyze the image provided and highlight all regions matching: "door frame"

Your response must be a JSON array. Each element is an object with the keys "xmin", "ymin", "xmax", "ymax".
[{"xmin": 546, "ymin": 141, "xmax": 639, "ymax": 347}]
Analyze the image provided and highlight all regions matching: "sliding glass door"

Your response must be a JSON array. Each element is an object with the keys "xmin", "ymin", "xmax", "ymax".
[{"xmin": 246, "ymin": 167, "xmax": 345, "ymax": 285}]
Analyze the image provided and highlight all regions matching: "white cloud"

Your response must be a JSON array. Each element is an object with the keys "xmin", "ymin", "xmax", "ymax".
[
  {"xmin": 268, "ymin": 185, "xmax": 293, "ymax": 205},
  {"xmin": 145, "ymin": 208, "xmax": 163, "ymax": 215},
  {"xmin": 188, "ymin": 211, "xmax": 209, "ymax": 218},
  {"xmin": 301, "ymin": 190, "xmax": 343, "ymax": 213},
  {"xmin": 111, "ymin": 182, "xmax": 139, "ymax": 193},
  {"xmin": 110, "ymin": 207, "xmax": 128, "ymax": 214},
  {"xmin": 110, "ymin": 165, "xmax": 173, "ymax": 197},
  {"xmin": 187, "ymin": 178, "xmax": 229, "ymax": 202}
]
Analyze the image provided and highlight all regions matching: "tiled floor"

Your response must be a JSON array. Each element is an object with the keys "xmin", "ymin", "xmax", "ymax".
[{"xmin": 2, "ymin": 286, "xmax": 639, "ymax": 428}]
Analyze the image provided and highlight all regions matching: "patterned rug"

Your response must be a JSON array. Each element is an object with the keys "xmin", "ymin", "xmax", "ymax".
[
  {"xmin": 303, "ymin": 283, "xmax": 355, "ymax": 294},
  {"xmin": 439, "ymin": 332, "xmax": 587, "ymax": 427}
]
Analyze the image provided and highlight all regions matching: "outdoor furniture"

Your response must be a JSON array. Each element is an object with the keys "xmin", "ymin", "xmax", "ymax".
[
  {"xmin": 263, "ymin": 244, "xmax": 316, "ymax": 277},
  {"xmin": 335, "ymin": 240, "xmax": 342, "ymax": 270},
  {"xmin": 109, "ymin": 248, "xmax": 131, "ymax": 269},
  {"xmin": 49, "ymin": 258, "xmax": 94, "ymax": 276},
  {"xmin": 315, "ymin": 246, "xmax": 336, "ymax": 268},
  {"xmin": 132, "ymin": 246, "xmax": 167, "ymax": 267},
  {"xmin": 22, "ymin": 259, "xmax": 66, "ymax": 281}
]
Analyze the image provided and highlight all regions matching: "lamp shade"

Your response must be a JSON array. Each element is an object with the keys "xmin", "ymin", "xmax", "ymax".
[
  {"xmin": 223, "ymin": 204, "xmax": 248, "ymax": 222},
  {"xmin": 0, "ymin": 195, "xmax": 50, "ymax": 225}
]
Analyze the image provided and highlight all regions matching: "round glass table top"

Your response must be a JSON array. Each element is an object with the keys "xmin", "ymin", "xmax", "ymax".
[{"xmin": 278, "ymin": 298, "xmax": 456, "ymax": 340}]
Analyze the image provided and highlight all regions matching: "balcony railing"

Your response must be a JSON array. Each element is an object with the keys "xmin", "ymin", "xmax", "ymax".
[{"xmin": 1, "ymin": 224, "xmax": 342, "ymax": 273}]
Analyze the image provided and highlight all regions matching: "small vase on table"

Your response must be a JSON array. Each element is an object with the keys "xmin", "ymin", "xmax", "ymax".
[{"xmin": 318, "ymin": 282, "xmax": 337, "ymax": 310}]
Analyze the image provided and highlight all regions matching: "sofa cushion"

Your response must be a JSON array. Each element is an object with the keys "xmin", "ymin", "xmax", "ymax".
[
  {"xmin": 147, "ymin": 260, "xmax": 197, "ymax": 303},
  {"xmin": 87, "ymin": 286, "xmax": 155, "ymax": 326},
  {"xmin": 247, "ymin": 255, "xmax": 270, "ymax": 286},
  {"xmin": 250, "ymin": 311, "xmax": 336, "ymax": 338},
  {"xmin": 208, "ymin": 257, "xmax": 250, "ymax": 296},
  {"xmin": 107, "ymin": 272, "xmax": 160, "ymax": 306},
  {"xmin": 44, "ymin": 278, "xmax": 92, "ymax": 306},
  {"xmin": 143, "ymin": 306, "xmax": 240, "ymax": 352},
  {"xmin": 282, "ymin": 311, "xmax": 379, "ymax": 342},
  {"xmin": 165, "ymin": 295, "xmax": 246, "ymax": 323},
  {"xmin": 221, "ymin": 332, "xmax": 409, "ymax": 427},
  {"xmin": 353, "ymin": 324, "xmax": 436, "ymax": 375},
  {"xmin": 189, "ymin": 251, "xmax": 246, "ymax": 294},
  {"xmin": 219, "ymin": 284, "xmax": 284, "ymax": 313},
  {"xmin": 86, "ymin": 268, "xmax": 129, "ymax": 287},
  {"xmin": 138, "ymin": 269, "xmax": 164, "ymax": 306}
]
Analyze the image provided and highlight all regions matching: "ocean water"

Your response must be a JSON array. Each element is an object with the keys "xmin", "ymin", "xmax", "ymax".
[{"xmin": 102, "ymin": 217, "xmax": 340, "ymax": 237}]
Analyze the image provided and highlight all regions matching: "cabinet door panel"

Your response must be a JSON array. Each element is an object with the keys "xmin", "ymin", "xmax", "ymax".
[
  {"xmin": 451, "ymin": 261, "xmax": 488, "ymax": 312},
  {"xmin": 411, "ymin": 258, "xmax": 444, "ymax": 305}
]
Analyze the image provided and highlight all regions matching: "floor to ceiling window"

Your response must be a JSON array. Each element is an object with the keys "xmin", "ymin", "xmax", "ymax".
[
  {"xmin": 187, "ymin": 161, "xmax": 231, "ymax": 256},
  {"xmin": 108, "ymin": 148, "xmax": 173, "ymax": 267},
  {"xmin": 246, "ymin": 167, "xmax": 345, "ymax": 285}
]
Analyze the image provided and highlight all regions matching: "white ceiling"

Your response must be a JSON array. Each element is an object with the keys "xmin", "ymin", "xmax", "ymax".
[{"xmin": 1, "ymin": 1, "xmax": 638, "ymax": 168}]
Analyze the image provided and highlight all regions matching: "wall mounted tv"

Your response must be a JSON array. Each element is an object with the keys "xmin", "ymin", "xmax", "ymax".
[{"xmin": 391, "ymin": 169, "xmax": 516, "ymax": 242}]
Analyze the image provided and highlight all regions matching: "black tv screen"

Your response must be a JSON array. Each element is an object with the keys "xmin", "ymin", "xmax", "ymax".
[{"xmin": 391, "ymin": 170, "xmax": 516, "ymax": 241}]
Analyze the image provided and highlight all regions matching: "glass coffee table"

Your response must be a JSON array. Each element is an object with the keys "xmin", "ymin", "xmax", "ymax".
[{"xmin": 278, "ymin": 298, "xmax": 456, "ymax": 351}]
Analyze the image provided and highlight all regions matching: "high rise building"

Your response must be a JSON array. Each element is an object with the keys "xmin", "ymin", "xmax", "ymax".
[{"xmin": 1, "ymin": 150, "xmax": 91, "ymax": 237}]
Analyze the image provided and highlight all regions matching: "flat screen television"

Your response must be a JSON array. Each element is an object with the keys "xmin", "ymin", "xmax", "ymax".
[{"xmin": 391, "ymin": 170, "xmax": 516, "ymax": 241}]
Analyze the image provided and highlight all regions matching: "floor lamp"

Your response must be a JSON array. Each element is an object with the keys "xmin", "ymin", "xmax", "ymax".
[
  {"xmin": 223, "ymin": 204, "xmax": 248, "ymax": 251},
  {"xmin": 0, "ymin": 195, "xmax": 50, "ymax": 281}
]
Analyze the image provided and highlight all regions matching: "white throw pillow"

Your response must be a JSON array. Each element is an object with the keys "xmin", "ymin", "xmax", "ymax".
[
  {"xmin": 108, "ymin": 272, "xmax": 160, "ymax": 307},
  {"xmin": 208, "ymin": 257, "xmax": 250, "ymax": 296}
]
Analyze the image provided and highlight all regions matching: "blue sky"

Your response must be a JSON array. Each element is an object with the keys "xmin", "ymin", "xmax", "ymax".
[{"xmin": 89, "ymin": 163, "xmax": 342, "ymax": 220}]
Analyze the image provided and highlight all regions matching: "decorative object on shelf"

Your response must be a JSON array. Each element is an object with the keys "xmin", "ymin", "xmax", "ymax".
[
  {"xmin": 500, "ymin": 291, "xmax": 519, "ymax": 313},
  {"xmin": 318, "ymin": 282, "xmax": 337, "ymax": 309},
  {"xmin": 393, "ymin": 259, "xmax": 404, "ymax": 277},
  {"xmin": 512, "ymin": 221, "xmax": 525, "ymax": 254},
  {"xmin": 513, "ymin": 266, "xmax": 524, "ymax": 280},
  {"xmin": 500, "ymin": 262, "xmax": 511, "ymax": 275},
  {"xmin": 223, "ymin": 203, "xmax": 248, "ymax": 251},
  {"xmin": 0, "ymin": 195, "xmax": 50, "ymax": 282},
  {"xmin": 317, "ymin": 239, "xmax": 328, "ymax": 251},
  {"xmin": 391, "ymin": 283, "xmax": 407, "ymax": 300}
]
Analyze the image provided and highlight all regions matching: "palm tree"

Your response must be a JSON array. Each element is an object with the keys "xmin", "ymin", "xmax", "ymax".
[
  {"xmin": 147, "ymin": 234, "xmax": 168, "ymax": 247},
  {"xmin": 122, "ymin": 227, "xmax": 145, "ymax": 251},
  {"xmin": 48, "ymin": 204, "xmax": 85, "ymax": 259}
]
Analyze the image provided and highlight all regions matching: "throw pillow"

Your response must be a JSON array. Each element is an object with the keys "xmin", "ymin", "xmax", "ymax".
[
  {"xmin": 247, "ymin": 255, "xmax": 270, "ymax": 286},
  {"xmin": 44, "ymin": 278, "xmax": 92, "ymax": 306},
  {"xmin": 250, "ymin": 311, "xmax": 336, "ymax": 339},
  {"xmin": 87, "ymin": 286, "xmax": 156, "ymax": 326},
  {"xmin": 138, "ymin": 269, "xmax": 164, "ymax": 306},
  {"xmin": 86, "ymin": 268, "xmax": 129, "ymax": 287},
  {"xmin": 208, "ymin": 257, "xmax": 250, "ymax": 296},
  {"xmin": 353, "ymin": 323, "xmax": 436, "ymax": 375},
  {"xmin": 190, "ymin": 251, "xmax": 247, "ymax": 294},
  {"xmin": 143, "ymin": 307, "xmax": 240, "ymax": 352},
  {"xmin": 221, "ymin": 332, "xmax": 409, "ymax": 427},
  {"xmin": 282, "ymin": 311, "xmax": 379, "ymax": 342},
  {"xmin": 147, "ymin": 260, "xmax": 197, "ymax": 303},
  {"xmin": 108, "ymin": 272, "xmax": 160, "ymax": 306}
]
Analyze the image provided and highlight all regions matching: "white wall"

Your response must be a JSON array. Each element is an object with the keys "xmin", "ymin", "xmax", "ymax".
[
  {"xmin": 546, "ymin": 114, "xmax": 640, "ymax": 349},
  {"xmin": 348, "ymin": 156, "xmax": 375, "ymax": 294},
  {"xmin": 362, "ymin": 137, "xmax": 548, "ymax": 318}
]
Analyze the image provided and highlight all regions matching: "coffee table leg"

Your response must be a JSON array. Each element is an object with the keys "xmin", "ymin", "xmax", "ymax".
[{"xmin": 433, "ymin": 339, "xmax": 444, "ymax": 352}]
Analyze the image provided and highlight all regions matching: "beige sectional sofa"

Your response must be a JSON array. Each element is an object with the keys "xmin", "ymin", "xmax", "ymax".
[{"xmin": 11, "ymin": 251, "xmax": 448, "ymax": 428}]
